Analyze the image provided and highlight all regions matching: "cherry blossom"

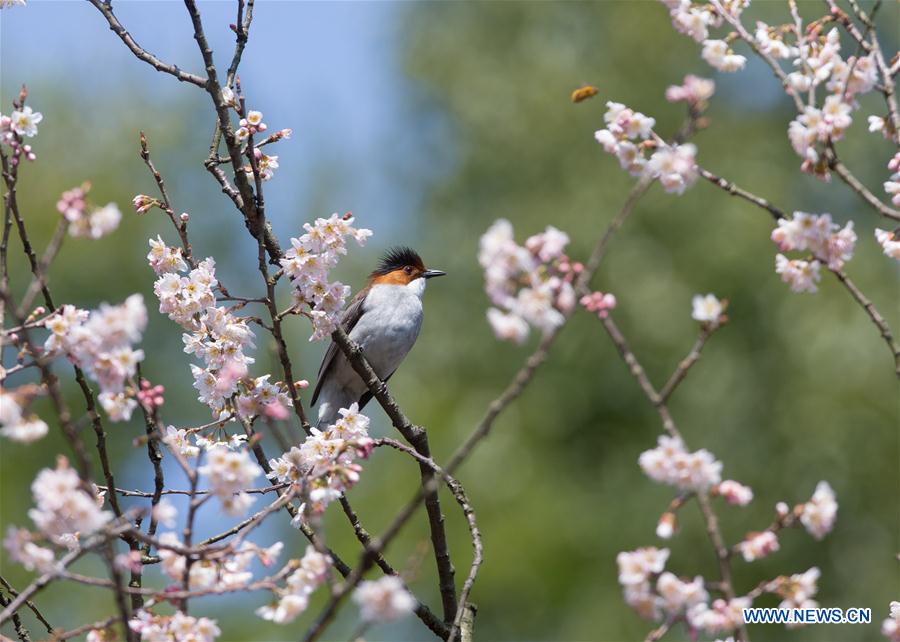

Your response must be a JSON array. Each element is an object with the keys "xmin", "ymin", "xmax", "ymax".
[
  {"xmin": 42, "ymin": 295, "xmax": 147, "ymax": 421},
  {"xmin": 701, "ymin": 40, "xmax": 746, "ymax": 72},
  {"xmin": 6, "ymin": 456, "xmax": 113, "ymax": 550},
  {"xmin": 775, "ymin": 255, "xmax": 821, "ymax": 293},
  {"xmin": 771, "ymin": 211, "xmax": 856, "ymax": 271},
  {"xmin": 882, "ymin": 601, "xmax": 900, "ymax": 642},
  {"xmin": 665, "ymin": 74, "xmax": 715, "ymax": 106},
  {"xmin": 10, "ymin": 106, "xmax": 42, "ymax": 137},
  {"xmin": 0, "ymin": 387, "xmax": 49, "ymax": 443},
  {"xmin": 353, "ymin": 576, "xmax": 416, "ymax": 623},
  {"xmin": 656, "ymin": 572, "xmax": 708, "ymax": 614},
  {"xmin": 55, "ymin": 184, "xmax": 121, "ymax": 239},
  {"xmin": 800, "ymin": 480, "xmax": 837, "ymax": 540},
  {"xmin": 279, "ymin": 213, "xmax": 372, "ymax": 341},
  {"xmin": 885, "ymin": 153, "xmax": 900, "ymax": 207},
  {"xmin": 715, "ymin": 480, "xmax": 753, "ymax": 506},
  {"xmin": 738, "ymin": 530, "xmax": 779, "ymax": 562},
  {"xmin": 3, "ymin": 527, "xmax": 55, "ymax": 572},
  {"xmin": 691, "ymin": 293, "xmax": 724, "ymax": 324},
  {"xmin": 875, "ymin": 228, "xmax": 900, "ymax": 260},
  {"xmin": 256, "ymin": 546, "xmax": 330, "ymax": 624},
  {"xmin": 639, "ymin": 435, "xmax": 722, "ymax": 491},
  {"xmin": 129, "ymin": 610, "xmax": 221, "ymax": 642},
  {"xmin": 616, "ymin": 546, "xmax": 670, "ymax": 621},
  {"xmin": 687, "ymin": 597, "xmax": 751, "ymax": 635},
  {"xmin": 479, "ymin": 219, "xmax": 577, "ymax": 342},
  {"xmin": 580, "ymin": 291, "xmax": 617, "ymax": 319},
  {"xmin": 267, "ymin": 403, "xmax": 372, "ymax": 515},
  {"xmin": 198, "ymin": 447, "xmax": 263, "ymax": 516}
]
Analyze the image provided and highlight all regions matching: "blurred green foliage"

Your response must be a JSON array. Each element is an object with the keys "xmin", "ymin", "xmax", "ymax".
[{"xmin": 2, "ymin": 1, "xmax": 898, "ymax": 641}]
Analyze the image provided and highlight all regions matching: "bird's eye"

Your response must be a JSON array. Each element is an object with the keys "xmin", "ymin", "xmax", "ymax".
[{"xmin": 403, "ymin": 266, "xmax": 413, "ymax": 275}]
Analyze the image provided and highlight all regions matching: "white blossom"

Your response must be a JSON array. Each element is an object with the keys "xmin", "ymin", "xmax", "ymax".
[{"xmin": 353, "ymin": 576, "xmax": 416, "ymax": 622}]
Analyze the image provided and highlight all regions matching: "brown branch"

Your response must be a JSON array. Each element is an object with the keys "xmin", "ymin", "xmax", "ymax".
[
  {"xmin": 0, "ymin": 524, "xmax": 133, "ymax": 627},
  {"xmin": 50, "ymin": 616, "xmax": 117, "ymax": 642},
  {"xmin": 699, "ymin": 168, "xmax": 785, "ymax": 221},
  {"xmin": 0, "ymin": 591, "xmax": 31, "ymax": 642},
  {"xmin": 181, "ymin": 0, "xmax": 282, "ymax": 262},
  {"xmin": 701, "ymin": 163, "xmax": 900, "ymax": 376},
  {"xmin": 86, "ymin": 0, "xmax": 206, "ymax": 87},
  {"xmin": 330, "ymin": 326, "xmax": 459, "ymax": 624},
  {"xmin": 831, "ymin": 266, "xmax": 900, "ymax": 376},
  {"xmin": 17, "ymin": 218, "xmax": 68, "ymax": 317},
  {"xmin": 0, "ymin": 577, "xmax": 52, "ymax": 635},
  {"xmin": 825, "ymin": 146, "xmax": 900, "ymax": 221},
  {"xmin": 644, "ymin": 614, "xmax": 677, "ymax": 642},
  {"xmin": 658, "ymin": 326, "xmax": 714, "ymax": 403},
  {"xmin": 139, "ymin": 132, "xmax": 197, "ymax": 267},
  {"xmin": 375, "ymin": 438, "xmax": 483, "ymax": 642}
]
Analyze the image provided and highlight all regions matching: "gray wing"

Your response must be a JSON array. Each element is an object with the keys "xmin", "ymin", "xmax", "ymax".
[
  {"xmin": 356, "ymin": 369, "xmax": 396, "ymax": 411},
  {"xmin": 310, "ymin": 288, "xmax": 368, "ymax": 406}
]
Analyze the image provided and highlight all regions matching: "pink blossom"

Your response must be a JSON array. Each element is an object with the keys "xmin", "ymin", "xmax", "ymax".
[
  {"xmin": 800, "ymin": 481, "xmax": 837, "ymax": 540},
  {"xmin": 738, "ymin": 530, "xmax": 779, "ymax": 562},
  {"xmin": 665, "ymin": 74, "xmax": 715, "ymax": 105},
  {"xmin": 715, "ymin": 480, "xmax": 753, "ymax": 506},
  {"xmin": 580, "ymin": 291, "xmax": 617, "ymax": 319}
]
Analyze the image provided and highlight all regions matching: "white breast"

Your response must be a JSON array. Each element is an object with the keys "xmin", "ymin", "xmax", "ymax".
[
  {"xmin": 316, "ymin": 280, "xmax": 426, "ymax": 425},
  {"xmin": 349, "ymin": 281, "xmax": 425, "ymax": 379}
]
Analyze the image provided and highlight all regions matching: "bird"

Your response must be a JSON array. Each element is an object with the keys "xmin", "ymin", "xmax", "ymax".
[{"xmin": 311, "ymin": 246, "xmax": 445, "ymax": 426}]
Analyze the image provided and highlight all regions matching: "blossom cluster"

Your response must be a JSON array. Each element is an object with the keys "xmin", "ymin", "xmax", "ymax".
[
  {"xmin": 278, "ymin": 213, "xmax": 372, "ymax": 341},
  {"xmin": 129, "ymin": 610, "xmax": 221, "ymax": 642},
  {"xmin": 638, "ymin": 435, "xmax": 722, "ymax": 491},
  {"xmin": 56, "ymin": 183, "xmax": 121, "ymax": 240},
  {"xmin": 580, "ymin": 291, "xmax": 616, "ymax": 319},
  {"xmin": 0, "ymin": 386, "xmax": 49, "ymax": 443},
  {"xmin": 661, "ymin": 0, "xmax": 749, "ymax": 72},
  {"xmin": 620, "ymin": 459, "xmax": 838, "ymax": 633},
  {"xmin": 883, "ymin": 601, "xmax": 900, "ymax": 642},
  {"xmin": 353, "ymin": 575, "xmax": 416, "ymax": 623},
  {"xmin": 157, "ymin": 530, "xmax": 282, "ymax": 590},
  {"xmin": 479, "ymin": 219, "xmax": 577, "ymax": 344},
  {"xmin": 256, "ymin": 546, "xmax": 331, "ymax": 624},
  {"xmin": 785, "ymin": 27, "xmax": 878, "ymax": 174},
  {"xmin": 616, "ymin": 545, "xmax": 755, "ymax": 636},
  {"xmin": 884, "ymin": 152, "xmax": 900, "ymax": 208},
  {"xmin": 737, "ymin": 530, "xmax": 779, "ymax": 562},
  {"xmin": 771, "ymin": 567, "xmax": 821, "ymax": 612},
  {"xmin": 42, "ymin": 294, "xmax": 148, "ymax": 421},
  {"xmin": 714, "ymin": 479, "xmax": 753, "ymax": 506},
  {"xmin": 617, "ymin": 547, "xmax": 709, "ymax": 621},
  {"xmin": 799, "ymin": 480, "xmax": 838, "ymax": 540},
  {"xmin": 0, "ymin": 104, "xmax": 41, "ymax": 164},
  {"xmin": 267, "ymin": 403, "xmax": 373, "ymax": 515},
  {"xmin": 214, "ymin": 96, "xmax": 292, "ymax": 182},
  {"xmin": 197, "ymin": 446, "xmax": 264, "ymax": 516},
  {"xmin": 149, "ymin": 238, "xmax": 290, "ymax": 420},
  {"xmin": 661, "ymin": 1, "xmax": 885, "ymax": 182},
  {"xmin": 4, "ymin": 456, "xmax": 112, "ymax": 572},
  {"xmin": 594, "ymin": 101, "xmax": 699, "ymax": 194},
  {"xmin": 665, "ymin": 74, "xmax": 715, "ymax": 108},
  {"xmin": 875, "ymin": 228, "xmax": 900, "ymax": 261},
  {"xmin": 770, "ymin": 211, "xmax": 856, "ymax": 293},
  {"xmin": 688, "ymin": 597, "xmax": 752, "ymax": 635}
]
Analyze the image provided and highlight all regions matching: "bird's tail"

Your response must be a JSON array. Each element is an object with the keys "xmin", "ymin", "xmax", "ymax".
[{"xmin": 314, "ymin": 389, "xmax": 356, "ymax": 430}]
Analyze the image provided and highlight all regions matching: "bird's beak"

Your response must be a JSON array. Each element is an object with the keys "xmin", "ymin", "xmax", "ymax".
[{"xmin": 422, "ymin": 269, "xmax": 446, "ymax": 279}]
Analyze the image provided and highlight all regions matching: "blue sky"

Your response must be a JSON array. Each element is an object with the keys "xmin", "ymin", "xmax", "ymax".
[{"xmin": 1, "ymin": 0, "xmax": 447, "ymax": 242}]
